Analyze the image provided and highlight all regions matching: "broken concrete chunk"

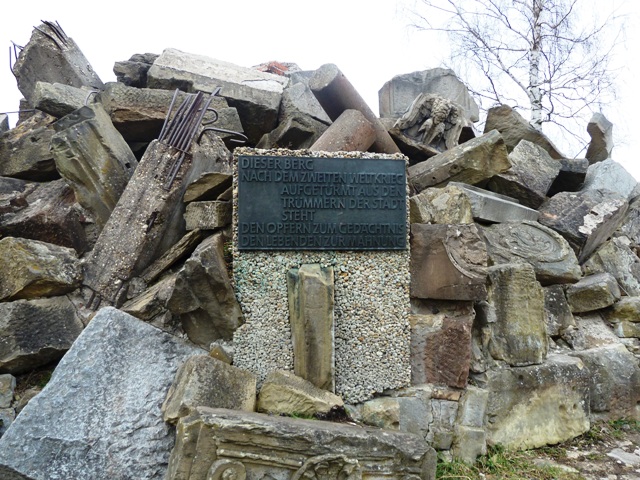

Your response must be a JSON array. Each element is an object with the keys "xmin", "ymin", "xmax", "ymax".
[
  {"xmin": 409, "ymin": 184, "xmax": 474, "ymax": 224},
  {"xmin": 12, "ymin": 22, "xmax": 104, "ymax": 106},
  {"xmin": 566, "ymin": 272, "xmax": 621, "ymax": 313},
  {"xmin": 167, "ymin": 407, "xmax": 436, "ymax": 480},
  {"xmin": 51, "ymin": 103, "xmax": 137, "ymax": 229},
  {"xmin": 379, "ymin": 68, "xmax": 479, "ymax": 124},
  {"xmin": 586, "ymin": 112, "xmax": 614, "ymax": 164},
  {"xmin": 410, "ymin": 223, "xmax": 488, "ymax": 301},
  {"xmin": 147, "ymin": 48, "xmax": 287, "ymax": 144},
  {"xmin": 538, "ymin": 189, "xmax": 628, "ymax": 263},
  {"xmin": 162, "ymin": 355, "xmax": 256, "ymax": 424},
  {"xmin": 0, "ymin": 296, "xmax": 83, "ymax": 374},
  {"xmin": 409, "ymin": 299, "xmax": 475, "ymax": 388},
  {"xmin": 31, "ymin": 82, "xmax": 88, "ymax": 117},
  {"xmin": 288, "ymin": 264, "xmax": 335, "ymax": 391},
  {"xmin": 257, "ymin": 113, "xmax": 327, "ymax": 150},
  {"xmin": 167, "ymin": 233, "xmax": 243, "ymax": 347},
  {"xmin": 183, "ymin": 172, "xmax": 231, "ymax": 203},
  {"xmin": 582, "ymin": 237, "xmax": 640, "ymax": 296},
  {"xmin": 547, "ymin": 157, "xmax": 589, "ymax": 197},
  {"xmin": 485, "ymin": 354, "xmax": 590, "ymax": 449},
  {"xmin": 484, "ymin": 105, "xmax": 564, "ymax": 158},
  {"xmin": 280, "ymin": 80, "xmax": 331, "ymax": 125},
  {"xmin": 0, "ymin": 307, "xmax": 204, "ymax": 480},
  {"xmin": 478, "ymin": 263, "xmax": 548, "ymax": 367},
  {"xmin": 183, "ymin": 201, "xmax": 231, "ymax": 231},
  {"xmin": 257, "ymin": 370, "xmax": 343, "ymax": 416},
  {"xmin": 487, "ymin": 139, "xmax": 561, "ymax": 209},
  {"xmin": 482, "ymin": 221, "xmax": 581, "ymax": 285},
  {"xmin": 449, "ymin": 182, "xmax": 539, "ymax": 223},
  {"xmin": 0, "ymin": 111, "xmax": 58, "ymax": 181},
  {"xmin": 0, "ymin": 179, "xmax": 87, "ymax": 254},
  {"xmin": 113, "ymin": 52, "xmax": 159, "ymax": 88},
  {"xmin": 408, "ymin": 130, "xmax": 511, "ymax": 193},
  {"xmin": 139, "ymin": 229, "xmax": 206, "ymax": 284},
  {"xmin": 582, "ymin": 159, "xmax": 638, "ymax": 200},
  {"xmin": 0, "ymin": 237, "xmax": 81, "ymax": 301},
  {"xmin": 544, "ymin": 285, "xmax": 576, "ymax": 337},
  {"xmin": 309, "ymin": 109, "xmax": 375, "ymax": 152},
  {"xmin": 309, "ymin": 63, "xmax": 400, "ymax": 154}
]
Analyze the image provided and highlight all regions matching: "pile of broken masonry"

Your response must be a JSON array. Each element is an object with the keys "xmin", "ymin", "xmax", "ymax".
[{"xmin": 0, "ymin": 21, "xmax": 639, "ymax": 480}]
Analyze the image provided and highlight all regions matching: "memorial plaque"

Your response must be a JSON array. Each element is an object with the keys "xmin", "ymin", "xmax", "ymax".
[{"xmin": 237, "ymin": 155, "xmax": 407, "ymax": 250}]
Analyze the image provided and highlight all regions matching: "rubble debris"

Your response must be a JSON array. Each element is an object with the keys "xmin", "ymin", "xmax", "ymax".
[
  {"xmin": 547, "ymin": 157, "xmax": 589, "ymax": 196},
  {"xmin": 566, "ymin": 272, "xmax": 621, "ymax": 313},
  {"xmin": 585, "ymin": 112, "xmax": 614, "ymax": 164},
  {"xmin": 183, "ymin": 201, "xmax": 231, "ymax": 231},
  {"xmin": 31, "ymin": 81, "xmax": 88, "ymax": 117},
  {"xmin": 113, "ymin": 53, "xmax": 159, "ymax": 88},
  {"xmin": 309, "ymin": 109, "xmax": 375, "ymax": 152},
  {"xmin": 582, "ymin": 159, "xmax": 639, "ymax": 200}
]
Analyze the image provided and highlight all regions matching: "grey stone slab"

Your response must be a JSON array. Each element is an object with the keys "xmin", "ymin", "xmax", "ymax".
[
  {"xmin": 0, "ymin": 408, "xmax": 15, "ymax": 439},
  {"xmin": 147, "ymin": 48, "xmax": 287, "ymax": 144},
  {"xmin": 449, "ymin": 182, "xmax": 539, "ymax": 223},
  {"xmin": 582, "ymin": 237, "xmax": 640, "ymax": 296},
  {"xmin": 184, "ymin": 172, "xmax": 231, "ymax": 203},
  {"xmin": 0, "ymin": 296, "xmax": 83, "ymax": 375},
  {"xmin": 167, "ymin": 407, "xmax": 436, "ymax": 480},
  {"xmin": 280, "ymin": 80, "xmax": 331, "ymax": 125},
  {"xmin": 257, "ymin": 113, "xmax": 327, "ymax": 150},
  {"xmin": 379, "ymin": 67, "xmax": 479, "ymax": 123},
  {"xmin": 361, "ymin": 396, "xmax": 431, "ymax": 439},
  {"xmin": 544, "ymin": 285, "xmax": 576, "ymax": 337},
  {"xmin": 183, "ymin": 201, "xmax": 231, "ymax": 231},
  {"xmin": 0, "ymin": 307, "xmax": 204, "ymax": 480},
  {"xmin": 566, "ymin": 272, "xmax": 621, "ymax": 313},
  {"xmin": 31, "ymin": 82, "xmax": 88, "ymax": 117},
  {"xmin": 582, "ymin": 159, "xmax": 638, "ymax": 200},
  {"xmin": 113, "ymin": 52, "xmax": 158, "ymax": 88}
]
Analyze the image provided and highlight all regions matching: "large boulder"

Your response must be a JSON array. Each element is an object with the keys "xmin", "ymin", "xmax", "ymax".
[
  {"xmin": 0, "ymin": 307, "xmax": 204, "ymax": 480},
  {"xmin": 581, "ymin": 159, "xmax": 638, "ymax": 200}
]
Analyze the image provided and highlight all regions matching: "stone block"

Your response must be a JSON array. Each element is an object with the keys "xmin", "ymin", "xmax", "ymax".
[
  {"xmin": 0, "ymin": 408, "xmax": 15, "ymax": 439},
  {"xmin": 162, "ymin": 355, "xmax": 256, "ymax": 424},
  {"xmin": 547, "ymin": 157, "xmax": 589, "ymax": 196},
  {"xmin": 586, "ymin": 112, "xmax": 614, "ymax": 164},
  {"xmin": 409, "ymin": 299, "xmax": 475, "ymax": 388},
  {"xmin": 429, "ymin": 399, "xmax": 459, "ymax": 449},
  {"xmin": 167, "ymin": 407, "xmax": 436, "ymax": 480},
  {"xmin": 183, "ymin": 201, "xmax": 231, "ymax": 231},
  {"xmin": 257, "ymin": 113, "xmax": 327, "ymax": 150},
  {"xmin": 147, "ymin": 48, "xmax": 287, "ymax": 144},
  {"xmin": 408, "ymin": 130, "xmax": 511, "ymax": 193},
  {"xmin": 409, "ymin": 184, "xmax": 474, "ymax": 224},
  {"xmin": 538, "ymin": 189, "xmax": 628, "ymax": 263},
  {"xmin": 309, "ymin": 109, "xmax": 375, "ymax": 152},
  {"xmin": 569, "ymin": 313, "xmax": 621, "ymax": 350},
  {"xmin": 456, "ymin": 386, "xmax": 489, "ymax": 429},
  {"xmin": 566, "ymin": 272, "xmax": 621, "ymax": 313},
  {"xmin": 582, "ymin": 159, "xmax": 638, "ymax": 199},
  {"xmin": 479, "ymin": 263, "xmax": 548, "ymax": 367},
  {"xmin": 139, "ymin": 229, "xmax": 206, "ymax": 285},
  {"xmin": 0, "ymin": 296, "xmax": 83, "ymax": 375},
  {"xmin": 449, "ymin": 182, "xmax": 539, "ymax": 223},
  {"xmin": 544, "ymin": 285, "xmax": 576, "ymax": 337},
  {"xmin": 113, "ymin": 52, "xmax": 158, "ymax": 88},
  {"xmin": 361, "ymin": 396, "xmax": 431, "ymax": 438},
  {"xmin": 287, "ymin": 264, "xmax": 335, "ymax": 391},
  {"xmin": 0, "ymin": 179, "xmax": 88, "ymax": 254},
  {"xmin": 99, "ymin": 82, "xmax": 242, "ymax": 143},
  {"xmin": 605, "ymin": 296, "xmax": 640, "ymax": 323},
  {"xmin": 379, "ymin": 67, "xmax": 479, "ymax": 123},
  {"xmin": 31, "ymin": 81, "xmax": 87, "ymax": 117},
  {"xmin": 0, "ymin": 307, "xmax": 204, "ymax": 480},
  {"xmin": 122, "ymin": 273, "xmax": 177, "ymax": 325},
  {"xmin": 167, "ymin": 233, "xmax": 243, "ymax": 347},
  {"xmin": 611, "ymin": 321, "xmax": 640, "ymax": 338},
  {"xmin": 452, "ymin": 425, "xmax": 486, "ymax": 464},
  {"xmin": 51, "ymin": 103, "xmax": 138, "ymax": 229},
  {"xmin": 482, "ymin": 221, "xmax": 581, "ymax": 285},
  {"xmin": 11, "ymin": 22, "xmax": 104, "ymax": 106},
  {"xmin": 582, "ymin": 237, "xmax": 640, "ymax": 296},
  {"xmin": 0, "ymin": 114, "xmax": 8, "ymax": 134},
  {"xmin": 618, "ymin": 196, "xmax": 640, "ymax": 247},
  {"xmin": 309, "ymin": 63, "xmax": 400, "ymax": 154},
  {"xmin": 484, "ymin": 105, "xmax": 563, "ymax": 158},
  {"xmin": 0, "ymin": 111, "xmax": 57, "ymax": 181},
  {"xmin": 184, "ymin": 172, "xmax": 232, "ymax": 203},
  {"xmin": 0, "ymin": 237, "xmax": 81, "ymax": 301},
  {"xmin": 411, "ymin": 223, "xmax": 488, "ymax": 301},
  {"xmin": 0, "ymin": 375, "xmax": 15, "ymax": 409},
  {"xmin": 257, "ymin": 370, "xmax": 343, "ymax": 416},
  {"xmin": 280, "ymin": 80, "xmax": 331, "ymax": 125},
  {"xmin": 485, "ymin": 354, "xmax": 590, "ymax": 449},
  {"xmin": 487, "ymin": 139, "xmax": 561, "ymax": 209},
  {"xmin": 570, "ymin": 344, "xmax": 640, "ymax": 419}
]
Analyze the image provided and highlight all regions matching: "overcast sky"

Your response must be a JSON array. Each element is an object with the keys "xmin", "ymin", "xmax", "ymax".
[{"xmin": 1, "ymin": 0, "xmax": 638, "ymax": 178}]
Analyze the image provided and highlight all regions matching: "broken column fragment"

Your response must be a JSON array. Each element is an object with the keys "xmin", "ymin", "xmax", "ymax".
[
  {"xmin": 448, "ymin": 182, "xmax": 539, "ymax": 223},
  {"xmin": 309, "ymin": 63, "xmax": 400, "ymax": 154},
  {"xmin": 309, "ymin": 109, "xmax": 375, "ymax": 152},
  {"xmin": 287, "ymin": 264, "xmax": 335, "ymax": 392},
  {"xmin": 12, "ymin": 22, "xmax": 104, "ymax": 106},
  {"xmin": 410, "ymin": 223, "xmax": 488, "ymax": 301},
  {"xmin": 585, "ymin": 112, "xmax": 614, "ymax": 164},
  {"xmin": 408, "ymin": 130, "xmax": 511, "ymax": 193},
  {"xmin": 147, "ymin": 48, "xmax": 287, "ymax": 144},
  {"xmin": 51, "ymin": 103, "xmax": 138, "ymax": 229}
]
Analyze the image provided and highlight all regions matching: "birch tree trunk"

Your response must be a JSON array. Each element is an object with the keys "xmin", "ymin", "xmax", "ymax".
[{"xmin": 529, "ymin": 0, "xmax": 544, "ymax": 131}]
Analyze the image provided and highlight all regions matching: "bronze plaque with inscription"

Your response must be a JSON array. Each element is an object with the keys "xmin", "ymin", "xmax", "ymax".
[{"xmin": 237, "ymin": 155, "xmax": 407, "ymax": 250}]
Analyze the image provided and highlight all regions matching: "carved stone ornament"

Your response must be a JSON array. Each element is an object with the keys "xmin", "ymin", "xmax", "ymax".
[
  {"xmin": 394, "ymin": 93, "xmax": 466, "ymax": 151},
  {"xmin": 207, "ymin": 459, "xmax": 247, "ymax": 480},
  {"xmin": 291, "ymin": 454, "xmax": 362, "ymax": 480}
]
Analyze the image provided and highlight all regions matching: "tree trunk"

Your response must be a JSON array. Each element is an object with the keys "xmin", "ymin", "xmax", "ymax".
[{"xmin": 529, "ymin": 0, "xmax": 544, "ymax": 131}]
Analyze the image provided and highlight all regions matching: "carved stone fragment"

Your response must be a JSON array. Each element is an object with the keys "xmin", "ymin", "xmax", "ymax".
[
  {"xmin": 309, "ymin": 109, "xmax": 374, "ymax": 152},
  {"xmin": 482, "ymin": 221, "xmax": 581, "ymax": 285}
]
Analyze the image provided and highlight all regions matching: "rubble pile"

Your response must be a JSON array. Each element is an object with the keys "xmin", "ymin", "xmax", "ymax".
[{"xmin": 0, "ymin": 21, "xmax": 639, "ymax": 480}]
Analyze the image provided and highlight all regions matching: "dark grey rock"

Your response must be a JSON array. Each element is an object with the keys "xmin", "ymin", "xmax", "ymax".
[
  {"xmin": 582, "ymin": 159, "xmax": 638, "ymax": 200},
  {"xmin": 547, "ymin": 157, "xmax": 589, "ymax": 196},
  {"xmin": 31, "ymin": 82, "xmax": 87, "ymax": 118},
  {"xmin": 585, "ymin": 113, "xmax": 613, "ymax": 164},
  {"xmin": 113, "ymin": 53, "xmax": 159, "ymax": 88},
  {"xmin": 0, "ymin": 307, "xmax": 204, "ymax": 480}
]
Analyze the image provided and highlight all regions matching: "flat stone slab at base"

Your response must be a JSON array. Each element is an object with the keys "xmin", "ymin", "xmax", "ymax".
[
  {"xmin": 0, "ymin": 307, "xmax": 204, "ymax": 480},
  {"xmin": 167, "ymin": 407, "xmax": 436, "ymax": 480}
]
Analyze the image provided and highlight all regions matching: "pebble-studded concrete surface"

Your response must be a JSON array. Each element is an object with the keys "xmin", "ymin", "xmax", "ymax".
[{"xmin": 232, "ymin": 148, "xmax": 411, "ymax": 404}]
